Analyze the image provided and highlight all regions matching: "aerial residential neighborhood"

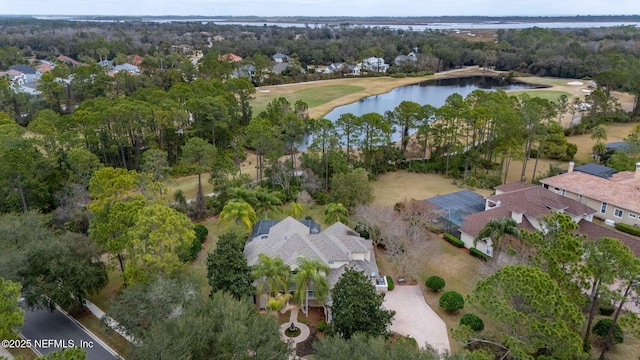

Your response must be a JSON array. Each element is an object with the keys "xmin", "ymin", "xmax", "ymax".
[{"xmin": 2, "ymin": 6, "xmax": 640, "ymax": 360}]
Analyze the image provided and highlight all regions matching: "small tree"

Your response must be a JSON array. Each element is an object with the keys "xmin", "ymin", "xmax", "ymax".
[
  {"xmin": 330, "ymin": 267, "xmax": 395, "ymax": 339},
  {"xmin": 439, "ymin": 291, "xmax": 464, "ymax": 313},
  {"xmin": 206, "ymin": 232, "xmax": 255, "ymax": 300},
  {"xmin": 460, "ymin": 313, "xmax": 484, "ymax": 332},
  {"xmin": 425, "ymin": 276, "xmax": 446, "ymax": 292}
]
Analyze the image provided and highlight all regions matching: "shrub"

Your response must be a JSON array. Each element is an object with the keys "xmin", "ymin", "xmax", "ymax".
[
  {"xmin": 386, "ymin": 276, "xmax": 394, "ymax": 291},
  {"xmin": 460, "ymin": 313, "xmax": 484, "ymax": 332},
  {"xmin": 439, "ymin": 291, "xmax": 464, "ymax": 313},
  {"xmin": 599, "ymin": 305, "xmax": 615, "ymax": 316},
  {"xmin": 180, "ymin": 236, "xmax": 202, "ymax": 262},
  {"xmin": 194, "ymin": 224, "xmax": 209, "ymax": 243},
  {"xmin": 317, "ymin": 320, "xmax": 327, "ymax": 332},
  {"xmin": 425, "ymin": 276, "xmax": 446, "ymax": 292},
  {"xmin": 592, "ymin": 318, "xmax": 624, "ymax": 344},
  {"xmin": 443, "ymin": 233, "xmax": 465, "ymax": 248},
  {"xmin": 469, "ymin": 248, "xmax": 489, "ymax": 261},
  {"xmin": 615, "ymin": 222, "xmax": 640, "ymax": 237}
]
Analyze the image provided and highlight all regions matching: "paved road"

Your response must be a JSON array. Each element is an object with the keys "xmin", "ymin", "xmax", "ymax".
[{"xmin": 18, "ymin": 306, "xmax": 121, "ymax": 360}]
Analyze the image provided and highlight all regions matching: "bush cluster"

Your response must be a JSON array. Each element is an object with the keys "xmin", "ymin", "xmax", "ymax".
[
  {"xmin": 599, "ymin": 305, "xmax": 615, "ymax": 316},
  {"xmin": 459, "ymin": 313, "xmax": 484, "ymax": 332},
  {"xmin": 425, "ymin": 276, "xmax": 446, "ymax": 292},
  {"xmin": 317, "ymin": 320, "xmax": 327, "ymax": 332},
  {"xmin": 592, "ymin": 318, "xmax": 624, "ymax": 344},
  {"xmin": 469, "ymin": 248, "xmax": 489, "ymax": 261},
  {"xmin": 386, "ymin": 276, "xmax": 395, "ymax": 291},
  {"xmin": 443, "ymin": 233, "xmax": 465, "ymax": 248},
  {"xmin": 615, "ymin": 222, "xmax": 640, "ymax": 237},
  {"xmin": 439, "ymin": 291, "xmax": 464, "ymax": 313},
  {"xmin": 194, "ymin": 224, "xmax": 209, "ymax": 243}
]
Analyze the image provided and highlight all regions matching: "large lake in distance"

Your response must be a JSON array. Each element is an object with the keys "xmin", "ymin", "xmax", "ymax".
[{"xmin": 301, "ymin": 76, "xmax": 542, "ymax": 149}]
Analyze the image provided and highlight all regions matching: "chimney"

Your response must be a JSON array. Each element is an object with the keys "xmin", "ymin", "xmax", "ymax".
[
  {"xmin": 511, "ymin": 210, "xmax": 523, "ymax": 224},
  {"xmin": 635, "ymin": 162, "xmax": 640, "ymax": 179},
  {"xmin": 568, "ymin": 161, "xmax": 575, "ymax": 173}
]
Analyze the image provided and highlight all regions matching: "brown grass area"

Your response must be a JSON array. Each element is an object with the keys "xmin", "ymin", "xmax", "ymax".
[
  {"xmin": 74, "ymin": 310, "xmax": 133, "ymax": 358},
  {"xmin": 371, "ymin": 171, "xmax": 492, "ymax": 206},
  {"xmin": 568, "ymin": 122, "xmax": 637, "ymax": 163}
]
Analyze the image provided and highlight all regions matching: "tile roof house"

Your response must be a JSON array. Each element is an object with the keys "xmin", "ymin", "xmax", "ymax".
[
  {"xmin": 57, "ymin": 55, "xmax": 82, "ymax": 67},
  {"xmin": 244, "ymin": 217, "xmax": 383, "ymax": 319},
  {"xmin": 459, "ymin": 183, "xmax": 596, "ymax": 256},
  {"xmin": 218, "ymin": 53, "xmax": 243, "ymax": 62},
  {"xmin": 540, "ymin": 161, "xmax": 640, "ymax": 226}
]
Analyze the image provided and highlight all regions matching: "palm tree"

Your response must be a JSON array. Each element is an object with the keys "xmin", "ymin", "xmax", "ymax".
[
  {"xmin": 228, "ymin": 187, "xmax": 258, "ymax": 207},
  {"xmin": 324, "ymin": 203, "xmax": 348, "ymax": 225},
  {"xmin": 293, "ymin": 257, "xmax": 330, "ymax": 316},
  {"xmin": 475, "ymin": 218, "xmax": 520, "ymax": 261},
  {"xmin": 219, "ymin": 200, "xmax": 257, "ymax": 232},
  {"xmin": 253, "ymin": 254, "xmax": 291, "ymax": 297},
  {"xmin": 288, "ymin": 202, "xmax": 304, "ymax": 219},
  {"xmin": 254, "ymin": 187, "xmax": 282, "ymax": 219},
  {"xmin": 590, "ymin": 125, "xmax": 608, "ymax": 162}
]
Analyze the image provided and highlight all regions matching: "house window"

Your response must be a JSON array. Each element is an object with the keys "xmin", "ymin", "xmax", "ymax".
[
  {"xmin": 614, "ymin": 209, "xmax": 623, "ymax": 218},
  {"xmin": 629, "ymin": 213, "xmax": 637, "ymax": 219},
  {"xmin": 601, "ymin": 202, "xmax": 607, "ymax": 214},
  {"xmin": 307, "ymin": 290, "xmax": 316, "ymax": 299}
]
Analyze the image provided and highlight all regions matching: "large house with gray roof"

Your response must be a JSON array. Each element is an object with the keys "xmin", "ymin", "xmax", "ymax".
[{"xmin": 244, "ymin": 217, "xmax": 384, "ymax": 320}]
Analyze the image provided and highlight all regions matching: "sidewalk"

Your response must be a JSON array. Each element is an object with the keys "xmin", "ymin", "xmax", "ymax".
[{"xmin": 85, "ymin": 300, "xmax": 137, "ymax": 344}]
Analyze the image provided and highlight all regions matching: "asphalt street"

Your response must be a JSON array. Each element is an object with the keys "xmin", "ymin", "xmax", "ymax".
[{"xmin": 18, "ymin": 306, "xmax": 121, "ymax": 360}]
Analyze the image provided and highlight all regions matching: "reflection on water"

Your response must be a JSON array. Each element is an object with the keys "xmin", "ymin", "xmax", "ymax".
[{"xmin": 302, "ymin": 76, "xmax": 541, "ymax": 150}]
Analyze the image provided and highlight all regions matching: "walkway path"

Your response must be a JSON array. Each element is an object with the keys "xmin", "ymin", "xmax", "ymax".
[
  {"xmin": 278, "ymin": 306, "xmax": 310, "ymax": 348},
  {"xmin": 85, "ymin": 300, "xmax": 136, "ymax": 344}
]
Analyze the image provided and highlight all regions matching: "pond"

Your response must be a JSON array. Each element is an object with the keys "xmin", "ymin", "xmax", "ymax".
[{"xmin": 301, "ymin": 76, "xmax": 543, "ymax": 150}]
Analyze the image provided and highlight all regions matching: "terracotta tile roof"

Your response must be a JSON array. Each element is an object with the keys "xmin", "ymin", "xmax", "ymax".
[
  {"xmin": 219, "ymin": 53, "xmax": 242, "ymax": 62},
  {"xmin": 540, "ymin": 171, "xmax": 640, "ymax": 213},
  {"xmin": 494, "ymin": 182, "xmax": 537, "ymax": 194},
  {"xmin": 56, "ymin": 55, "xmax": 81, "ymax": 66},
  {"xmin": 577, "ymin": 220, "xmax": 640, "ymax": 256}
]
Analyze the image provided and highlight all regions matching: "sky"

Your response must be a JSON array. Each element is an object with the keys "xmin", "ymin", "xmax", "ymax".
[{"xmin": 1, "ymin": 0, "xmax": 639, "ymax": 17}]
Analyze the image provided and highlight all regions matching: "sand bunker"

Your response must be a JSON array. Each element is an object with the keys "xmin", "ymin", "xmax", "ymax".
[
  {"xmin": 581, "ymin": 89, "xmax": 592, "ymax": 94},
  {"xmin": 567, "ymin": 81, "xmax": 584, "ymax": 86}
]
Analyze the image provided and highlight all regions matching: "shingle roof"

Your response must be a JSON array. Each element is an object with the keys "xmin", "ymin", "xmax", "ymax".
[
  {"xmin": 460, "ymin": 185, "xmax": 595, "ymax": 238},
  {"xmin": 574, "ymin": 163, "xmax": 617, "ymax": 179},
  {"xmin": 244, "ymin": 217, "xmax": 378, "ymax": 288},
  {"xmin": 8, "ymin": 65, "xmax": 37, "ymax": 74},
  {"xmin": 541, "ymin": 171, "xmax": 640, "ymax": 213},
  {"xmin": 494, "ymin": 182, "xmax": 537, "ymax": 194},
  {"xmin": 577, "ymin": 220, "xmax": 640, "ymax": 256}
]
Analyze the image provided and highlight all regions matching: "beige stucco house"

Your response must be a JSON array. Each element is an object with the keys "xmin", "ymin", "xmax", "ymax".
[
  {"xmin": 244, "ymin": 217, "xmax": 385, "ymax": 320},
  {"xmin": 540, "ymin": 162, "xmax": 640, "ymax": 227}
]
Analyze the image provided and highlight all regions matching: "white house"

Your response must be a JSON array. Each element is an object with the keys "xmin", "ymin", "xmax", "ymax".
[{"xmin": 358, "ymin": 57, "xmax": 389, "ymax": 73}]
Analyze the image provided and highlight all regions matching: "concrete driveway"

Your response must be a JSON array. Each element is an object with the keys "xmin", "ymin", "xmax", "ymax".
[{"xmin": 383, "ymin": 285, "xmax": 450, "ymax": 353}]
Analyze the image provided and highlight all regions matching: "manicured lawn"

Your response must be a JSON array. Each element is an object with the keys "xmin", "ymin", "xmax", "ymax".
[
  {"xmin": 252, "ymin": 85, "xmax": 365, "ymax": 115},
  {"xmin": 371, "ymin": 171, "xmax": 492, "ymax": 206},
  {"xmin": 507, "ymin": 89, "xmax": 572, "ymax": 102}
]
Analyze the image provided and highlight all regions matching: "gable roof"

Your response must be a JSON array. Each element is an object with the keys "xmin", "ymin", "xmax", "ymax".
[
  {"xmin": 219, "ymin": 53, "xmax": 243, "ymax": 62},
  {"xmin": 540, "ymin": 170, "xmax": 640, "ymax": 213},
  {"xmin": 56, "ymin": 55, "xmax": 81, "ymax": 66},
  {"xmin": 272, "ymin": 52, "xmax": 288, "ymax": 59},
  {"xmin": 460, "ymin": 184, "xmax": 595, "ymax": 238},
  {"xmin": 574, "ymin": 163, "xmax": 617, "ymax": 179}
]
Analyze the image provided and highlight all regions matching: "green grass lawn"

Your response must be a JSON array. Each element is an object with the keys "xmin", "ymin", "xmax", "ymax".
[
  {"xmin": 251, "ymin": 85, "xmax": 365, "ymax": 115},
  {"xmin": 507, "ymin": 89, "xmax": 572, "ymax": 102}
]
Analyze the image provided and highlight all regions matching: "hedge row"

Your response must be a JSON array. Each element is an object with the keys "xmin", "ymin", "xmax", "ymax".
[
  {"xmin": 386, "ymin": 276, "xmax": 395, "ymax": 291},
  {"xmin": 443, "ymin": 233, "xmax": 465, "ymax": 248},
  {"xmin": 615, "ymin": 222, "xmax": 640, "ymax": 237},
  {"xmin": 469, "ymin": 248, "xmax": 489, "ymax": 261}
]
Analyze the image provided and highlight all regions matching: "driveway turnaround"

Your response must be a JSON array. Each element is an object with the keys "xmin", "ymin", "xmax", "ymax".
[
  {"xmin": 18, "ymin": 307, "xmax": 121, "ymax": 359},
  {"xmin": 383, "ymin": 285, "xmax": 450, "ymax": 353}
]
